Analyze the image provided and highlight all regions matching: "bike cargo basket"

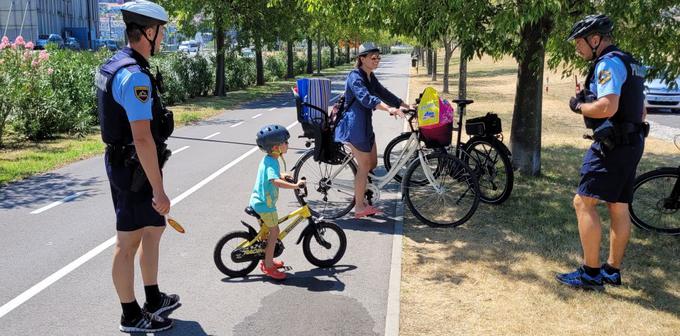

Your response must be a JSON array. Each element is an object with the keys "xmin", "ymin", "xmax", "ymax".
[
  {"xmin": 420, "ymin": 122, "xmax": 453, "ymax": 149},
  {"xmin": 465, "ymin": 113, "xmax": 502, "ymax": 136}
]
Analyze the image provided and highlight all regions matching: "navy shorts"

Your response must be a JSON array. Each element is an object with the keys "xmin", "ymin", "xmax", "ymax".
[
  {"xmin": 576, "ymin": 136, "xmax": 644, "ymax": 203},
  {"xmin": 105, "ymin": 152, "xmax": 165, "ymax": 232}
]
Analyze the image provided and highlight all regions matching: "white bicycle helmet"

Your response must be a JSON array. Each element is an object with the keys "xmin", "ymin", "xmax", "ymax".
[{"xmin": 121, "ymin": 0, "xmax": 169, "ymax": 56}]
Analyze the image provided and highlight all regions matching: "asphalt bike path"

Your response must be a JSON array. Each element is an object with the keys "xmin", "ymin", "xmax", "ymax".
[{"xmin": 0, "ymin": 54, "xmax": 412, "ymax": 335}]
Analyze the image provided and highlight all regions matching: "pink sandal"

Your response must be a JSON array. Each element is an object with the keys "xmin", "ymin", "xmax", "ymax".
[{"xmin": 354, "ymin": 205, "xmax": 382, "ymax": 219}]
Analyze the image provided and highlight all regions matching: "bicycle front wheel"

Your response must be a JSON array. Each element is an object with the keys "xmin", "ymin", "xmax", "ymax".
[
  {"xmin": 293, "ymin": 149, "xmax": 357, "ymax": 219},
  {"xmin": 629, "ymin": 167, "xmax": 680, "ymax": 235},
  {"xmin": 463, "ymin": 137, "xmax": 514, "ymax": 204},
  {"xmin": 403, "ymin": 152, "xmax": 480, "ymax": 227},
  {"xmin": 302, "ymin": 221, "xmax": 347, "ymax": 268}
]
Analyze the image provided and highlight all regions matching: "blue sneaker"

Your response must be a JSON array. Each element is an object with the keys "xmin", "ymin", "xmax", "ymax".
[
  {"xmin": 556, "ymin": 266, "xmax": 604, "ymax": 291},
  {"xmin": 600, "ymin": 264, "xmax": 622, "ymax": 286}
]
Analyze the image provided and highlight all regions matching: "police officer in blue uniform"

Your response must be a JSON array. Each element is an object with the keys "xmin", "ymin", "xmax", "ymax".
[
  {"xmin": 557, "ymin": 14, "xmax": 648, "ymax": 291},
  {"xmin": 96, "ymin": 1, "xmax": 178, "ymax": 332}
]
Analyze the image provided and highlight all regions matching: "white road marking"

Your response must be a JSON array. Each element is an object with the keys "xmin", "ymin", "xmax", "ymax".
[
  {"xmin": 279, "ymin": 102, "xmax": 287, "ymax": 106},
  {"xmin": 171, "ymin": 146, "xmax": 190, "ymax": 155},
  {"xmin": 252, "ymin": 113, "xmax": 263, "ymax": 119},
  {"xmin": 230, "ymin": 121, "xmax": 245, "ymax": 128},
  {"xmin": 0, "ymin": 120, "xmax": 300, "ymax": 320},
  {"xmin": 202, "ymin": 132, "xmax": 220, "ymax": 140},
  {"xmin": 30, "ymin": 192, "xmax": 85, "ymax": 215},
  {"xmin": 268, "ymin": 107, "xmax": 277, "ymax": 111}
]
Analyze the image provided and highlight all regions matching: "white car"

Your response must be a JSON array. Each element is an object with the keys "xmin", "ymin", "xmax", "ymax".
[
  {"xmin": 644, "ymin": 76, "xmax": 680, "ymax": 113},
  {"xmin": 178, "ymin": 40, "xmax": 199, "ymax": 53}
]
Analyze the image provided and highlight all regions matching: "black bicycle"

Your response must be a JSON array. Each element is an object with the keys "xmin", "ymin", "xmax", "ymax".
[
  {"xmin": 384, "ymin": 99, "xmax": 514, "ymax": 204},
  {"xmin": 628, "ymin": 135, "xmax": 680, "ymax": 235}
]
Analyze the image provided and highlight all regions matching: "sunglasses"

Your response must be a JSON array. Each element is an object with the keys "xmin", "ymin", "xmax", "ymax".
[{"xmin": 370, "ymin": 56, "xmax": 381, "ymax": 61}]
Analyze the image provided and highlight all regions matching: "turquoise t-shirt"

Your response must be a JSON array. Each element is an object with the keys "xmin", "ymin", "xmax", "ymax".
[{"xmin": 249, "ymin": 155, "xmax": 281, "ymax": 213}]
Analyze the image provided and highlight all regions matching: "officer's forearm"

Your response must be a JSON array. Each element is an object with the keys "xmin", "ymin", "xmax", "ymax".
[
  {"xmin": 581, "ymin": 94, "xmax": 619, "ymax": 119},
  {"xmin": 134, "ymin": 136, "xmax": 164, "ymax": 193}
]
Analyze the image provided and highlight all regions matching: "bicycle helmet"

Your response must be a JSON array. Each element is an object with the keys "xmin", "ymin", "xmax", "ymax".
[
  {"xmin": 567, "ymin": 14, "xmax": 613, "ymax": 41},
  {"xmin": 121, "ymin": 0, "xmax": 169, "ymax": 56},
  {"xmin": 256, "ymin": 124, "xmax": 290, "ymax": 152},
  {"xmin": 358, "ymin": 42, "xmax": 380, "ymax": 57}
]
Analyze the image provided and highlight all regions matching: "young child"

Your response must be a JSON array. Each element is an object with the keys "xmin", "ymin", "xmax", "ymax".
[{"xmin": 251, "ymin": 124, "xmax": 305, "ymax": 280}]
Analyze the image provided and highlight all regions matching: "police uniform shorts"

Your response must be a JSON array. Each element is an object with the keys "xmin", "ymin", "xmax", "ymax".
[
  {"xmin": 105, "ymin": 152, "xmax": 165, "ymax": 232},
  {"xmin": 577, "ymin": 136, "xmax": 644, "ymax": 203},
  {"xmin": 258, "ymin": 211, "xmax": 279, "ymax": 228}
]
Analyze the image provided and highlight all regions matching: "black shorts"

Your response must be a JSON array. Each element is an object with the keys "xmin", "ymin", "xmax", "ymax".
[
  {"xmin": 576, "ymin": 136, "xmax": 644, "ymax": 203},
  {"xmin": 105, "ymin": 153, "xmax": 165, "ymax": 232}
]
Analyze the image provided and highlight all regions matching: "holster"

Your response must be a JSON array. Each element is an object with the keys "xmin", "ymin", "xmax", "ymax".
[{"xmin": 125, "ymin": 143, "xmax": 172, "ymax": 192}]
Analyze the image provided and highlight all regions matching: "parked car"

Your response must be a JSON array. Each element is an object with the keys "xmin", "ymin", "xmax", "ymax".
[
  {"xmin": 178, "ymin": 40, "xmax": 199, "ymax": 53},
  {"xmin": 240, "ymin": 47, "xmax": 255, "ymax": 59},
  {"xmin": 35, "ymin": 34, "xmax": 64, "ymax": 49},
  {"xmin": 93, "ymin": 39, "xmax": 119, "ymax": 51},
  {"xmin": 644, "ymin": 75, "xmax": 680, "ymax": 113},
  {"xmin": 65, "ymin": 37, "xmax": 80, "ymax": 50}
]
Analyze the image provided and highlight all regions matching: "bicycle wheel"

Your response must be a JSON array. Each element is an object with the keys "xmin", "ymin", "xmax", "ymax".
[
  {"xmin": 383, "ymin": 133, "xmax": 420, "ymax": 183},
  {"xmin": 302, "ymin": 221, "xmax": 347, "ymax": 268},
  {"xmin": 214, "ymin": 231, "xmax": 259, "ymax": 277},
  {"xmin": 293, "ymin": 149, "xmax": 357, "ymax": 219},
  {"xmin": 463, "ymin": 137, "xmax": 514, "ymax": 204},
  {"xmin": 629, "ymin": 167, "xmax": 680, "ymax": 235},
  {"xmin": 403, "ymin": 151, "xmax": 480, "ymax": 227}
]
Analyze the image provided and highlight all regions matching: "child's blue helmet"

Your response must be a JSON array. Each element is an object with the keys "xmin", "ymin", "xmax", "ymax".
[{"xmin": 256, "ymin": 124, "xmax": 290, "ymax": 152}]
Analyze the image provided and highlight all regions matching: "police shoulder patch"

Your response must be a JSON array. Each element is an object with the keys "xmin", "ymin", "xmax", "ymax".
[
  {"xmin": 598, "ymin": 70, "xmax": 612, "ymax": 85},
  {"xmin": 134, "ymin": 86, "xmax": 150, "ymax": 103}
]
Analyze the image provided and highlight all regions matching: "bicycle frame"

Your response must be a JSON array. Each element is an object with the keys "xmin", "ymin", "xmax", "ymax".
[{"xmin": 237, "ymin": 204, "xmax": 313, "ymax": 250}]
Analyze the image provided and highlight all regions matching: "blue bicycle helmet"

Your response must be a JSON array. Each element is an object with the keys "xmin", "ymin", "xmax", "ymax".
[{"xmin": 256, "ymin": 124, "xmax": 290, "ymax": 152}]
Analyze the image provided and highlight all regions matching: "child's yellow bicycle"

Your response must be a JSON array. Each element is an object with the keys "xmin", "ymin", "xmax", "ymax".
[{"xmin": 213, "ymin": 179, "xmax": 347, "ymax": 277}]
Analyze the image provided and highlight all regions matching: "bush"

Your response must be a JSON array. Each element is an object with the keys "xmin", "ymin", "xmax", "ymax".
[
  {"xmin": 224, "ymin": 52, "xmax": 256, "ymax": 90},
  {"xmin": 152, "ymin": 52, "xmax": 213, "ymax": 105},
  {"xmin": 293, "ymin": 55, "xmax": 307, "ymax": 76},
  {"xmin": 264, "ymin": 52, "xmax": 286, "ymax": 81}
]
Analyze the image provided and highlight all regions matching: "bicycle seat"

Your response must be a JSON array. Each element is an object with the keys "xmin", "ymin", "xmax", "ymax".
[
  {"xmin": 244, "ymin": 206, "xmax": 261, "ymax": 219},
  {"xmin": 451, "ymin": 99, "xmax": 474, "ymax": 106}
]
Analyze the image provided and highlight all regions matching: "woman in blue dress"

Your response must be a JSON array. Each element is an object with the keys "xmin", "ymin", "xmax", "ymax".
[{"xmin": 335, "ymin": 43, "xmax": 411, "ymax": 218}]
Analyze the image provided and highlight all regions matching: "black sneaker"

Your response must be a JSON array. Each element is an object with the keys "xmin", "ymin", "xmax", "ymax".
[
  {"xmin": 143, "ymin": 292, "xmax": 180, "ymax": 315},
  {"xmin": 600, "ymin": 264, "xmax": 622, "ymax": 286},
  {"xmin": 119, "ymin": 311, "xmax": 173, "ymax": 333}
]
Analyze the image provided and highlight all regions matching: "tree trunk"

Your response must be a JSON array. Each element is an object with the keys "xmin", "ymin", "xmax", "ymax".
[
  {"xmin": 316, "ymin": 32, "xmax": 322, "ymax": 74},
  {"xmin": 443, "ymin": 42, "xmax": 453, "ymax": 93},
  {"xmin": 306, "ymin": 37, "xmax": 313, "ymax": 74},
  {"xmin": 432, "ymin": 49, "xmax": 437, "ymax": 81},
  {"xmin": 214, "ymin": 17, "xmax": 226, "ymax": 96},
  {"xmin": 255, "ymin": 41, "xmax": 264, "ymax": 86},
  {"xmin": 420, "ymin": 47, "xmax": 425, "ymax": 66},
  {"xmin": 458, "ymin": 52, "xmax": 468, "ymax": 99},
  {"xmin": 329, "ymin": 40, "xmax": 335, "ymax": 68},
  {"xmin": 510, "ymin": 16, "xmax": 552, "ymax": 176},
  {"xmin": 345, "ymin": 41, "xmax": 350, "ymax": 64},
  {"xmin": 427, "ymin": 45, "xmax": 432, "ymax": 75},
  {"xmin": 286, "ymin": 39, "xmax": 294, "ymax": 78}
]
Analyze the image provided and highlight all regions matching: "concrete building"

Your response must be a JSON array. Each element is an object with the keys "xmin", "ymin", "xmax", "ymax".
[{"xmin": 0, "ymin": 0, "xmax": 99, "ymax": 49}]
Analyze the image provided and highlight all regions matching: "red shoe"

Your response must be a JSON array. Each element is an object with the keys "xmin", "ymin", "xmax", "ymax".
[
  {"xmin": 260, "ymin": 261, "xmax": 287, "ymax": 280},
  {"xmin": 273, "ymin": 259, "xmax": 284, "ymax": 268},
  {"xmin": 354, "ymin": 205, "xmax": 382, "ymax": 219}
]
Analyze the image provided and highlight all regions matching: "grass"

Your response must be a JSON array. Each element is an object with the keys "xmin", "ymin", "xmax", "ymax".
[
  {"xmin": 0, "ymin": 64, "xmax": 353, "ymax": 186},
  {"xmin": 400, "ymin": 50, "xmax": 679, "ymax": 335}
]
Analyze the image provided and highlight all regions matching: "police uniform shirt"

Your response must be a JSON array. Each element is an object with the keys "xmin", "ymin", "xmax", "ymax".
[
  {"xmin": 589, "ymin": 57, "xmax": 626, "ymax": 100},
  {"xmin": 112, "ymin": 68, "xmax": 153, "ymax": 122}
]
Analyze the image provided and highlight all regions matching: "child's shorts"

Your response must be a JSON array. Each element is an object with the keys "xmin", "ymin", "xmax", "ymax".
[{"xmin": 259, "ymin": 211, "xmax": 279, "ymax": 228}]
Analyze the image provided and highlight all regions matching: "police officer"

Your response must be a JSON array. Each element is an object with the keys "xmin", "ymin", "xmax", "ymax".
[
  {"xmin": 96, "ymin": 0, "xmax": 178, "ymax": 332},
  {"xmin": 557, "ymin": 14, "xmax": 648, "ymax": 291}
]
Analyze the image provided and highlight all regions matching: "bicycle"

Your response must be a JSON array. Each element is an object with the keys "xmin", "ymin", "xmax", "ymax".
[
  {"xmin": 383, "ymin": 99, "xmax": 514, "ymax": 204},
  {"xmin": 213, "ymin": 179, "xmax": 348, "ymax": 277},
  {"xmin": 628, "ymin": 134, "xmax": 680, "ymax": 235},
  {"xmin": 292, "ymin": 106, "xmax": 480, "ymax": 228}
]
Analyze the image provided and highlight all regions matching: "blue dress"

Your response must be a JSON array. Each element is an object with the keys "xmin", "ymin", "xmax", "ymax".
[{"xmin": 334, "ymin": 68, "xmax": 403, "ymax": 152}]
